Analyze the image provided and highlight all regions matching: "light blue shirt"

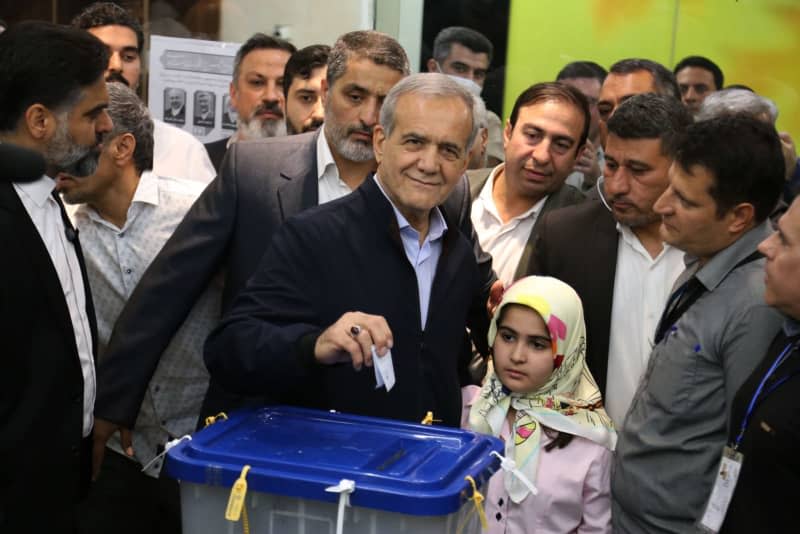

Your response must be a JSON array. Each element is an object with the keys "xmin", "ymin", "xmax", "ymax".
[{"xmin": 374, "ymin": 175, "xmax": 447, "ymax": 329}]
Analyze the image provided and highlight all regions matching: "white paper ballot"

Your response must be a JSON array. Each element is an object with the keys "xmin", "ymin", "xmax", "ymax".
[{"xmin": 372, "ymin": 345, "xmax": 395, "ymax": 392}]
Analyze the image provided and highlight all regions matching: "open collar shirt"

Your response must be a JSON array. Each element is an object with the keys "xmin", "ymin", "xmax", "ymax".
[
  {"xmin": 470, "ymin": 164, "xmax": 547, "ymax": 286},
  {"xmin": 74, "ymin": 172, "xmax": 221, "ymax": 477},
  {"xmin": 604, "ymin": 224, "xmax": 684, "ymax": 427}
]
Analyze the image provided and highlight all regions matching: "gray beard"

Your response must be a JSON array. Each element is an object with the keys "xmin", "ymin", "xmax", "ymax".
[
  {"xmin": 237, "ymin": 117, "xmax": 287, "ymax": 140},
  {"xmin": 324, "ymin": 120, "xmax": 374, "ymax": 162},
  {"xmin": 45, "ymin": 115, "xmax": 100, "ymax": 177}
]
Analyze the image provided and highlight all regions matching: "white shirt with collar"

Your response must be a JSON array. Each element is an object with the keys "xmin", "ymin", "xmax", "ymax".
[
  {"xmin": 13, "ymin": 175, "xmax": 95, "ymax": 437},
  {"xmin": 604, "ymin": 223, "xmax": 684, "ymax": 427},
  {"xmin": 152, "ymin": 119, "xmax": 215, "ymax": 185},
  {"xmin": 470, "ymin": 163, "xmax": 547, "ymax": 286},
  {"xmin": 74, "ymin": 171, "xmax": 221, "ymax": 476},
  {"xmin": 316, "ymin": 126, "xmax": 354, "ymax": 204}
]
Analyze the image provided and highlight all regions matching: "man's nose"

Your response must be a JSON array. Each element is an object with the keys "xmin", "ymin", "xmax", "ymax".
[{"xmin": 107, "ymin": 52, "xmax": 122, "ymax": 73}]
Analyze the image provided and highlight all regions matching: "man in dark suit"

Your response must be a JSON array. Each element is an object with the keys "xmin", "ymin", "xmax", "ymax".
[
  {"xmin": 92, "ymin": 31, "xmax": 496, "ymax": 471},
  {"xmin": 468, "ymin": 82, "xmax": 588, "ymax": 286},
  {"xmin": 205, "ymin": 73, "xmax": 487, "ymax": 426},
  {"xmin": 0, "ymin": 22, "xmax": 112, "ymax": 532},
  {"xmin": 204, "ymin": 33, "xmax": 295, "ymax": 172},
  {"xmin": 520, "ymin": 94, "xmax": 692, "ymax": 423}
]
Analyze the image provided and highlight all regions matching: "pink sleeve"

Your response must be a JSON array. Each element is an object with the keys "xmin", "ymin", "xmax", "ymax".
[
  {"xmin": 578, "ymin": 446, "xmax": 612, "ymax": 533},
  {"xmin": 460, "ymin": 385, "xmax": 481, "ymax": 429}
]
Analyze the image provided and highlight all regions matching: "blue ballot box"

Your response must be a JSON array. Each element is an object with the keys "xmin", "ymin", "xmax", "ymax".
[{"xmin": 166, "ymin": 406, "xmax": 502, "ymax": 534}]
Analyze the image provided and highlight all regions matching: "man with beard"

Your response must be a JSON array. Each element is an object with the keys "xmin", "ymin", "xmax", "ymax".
[
  {"xmin": 91, "ymin": 31, "xmax": 496, "ymax": 470},
  {"xmin": 72, "ymin": 2, "xmax": 216, "ymax": 185},
  {"xmin": 204, "ymin": 33, "xmax": 295, "ymax": 171},
  {"xmin": 64, "ymin": 82, "xmax": 217, "ymax": 534},
  {"xmin": 0, "ymin": 21, "xmax": 112, "ymax": 532},
  {"xmin": 163, "ymin": 87, "xmax": 186, "ymax": 124},
  {"xmin": 283, "ymin": 44, "xmax": 330, "ymax": 135},
  {"xmin": 521, "ymin": 94, "xmax": 692, "ymax": 424}
]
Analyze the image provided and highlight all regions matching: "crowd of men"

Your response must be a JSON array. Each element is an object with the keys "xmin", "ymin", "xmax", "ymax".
[{"xmin": 1, "ymin": 2, "xmax": 799, "ymax": 533}]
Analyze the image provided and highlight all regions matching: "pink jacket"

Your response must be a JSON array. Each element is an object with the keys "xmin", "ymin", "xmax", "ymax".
[{"xmin": 462, "ymin": 387, "xmax": 612, "ymax": 533}]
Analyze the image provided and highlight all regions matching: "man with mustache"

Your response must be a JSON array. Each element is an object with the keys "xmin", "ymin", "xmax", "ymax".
[
  {"xmin": 204, "ymin": 33, "xmax": 295, "ymax": 172},
  {"xmin": 521, "ymin": 94, "xmax": 692, "ymax": 427},
  {"xmin": 283, "ymin": 44, "xmax": 330, "ymax": 135},
  {"xmin": 64, "ymin": 82, "xmax": 217, "ymax": 534},
  {"xmin": 72, "ymin": 2, "xmax": 215, "ymax": 185},
  {"xmin": 0, "ymin": 22, "xmax": 112, "ymax": 532},
  {"xmin": 91, "ymin": 31, "xmax": 496, "ymax": 469}
]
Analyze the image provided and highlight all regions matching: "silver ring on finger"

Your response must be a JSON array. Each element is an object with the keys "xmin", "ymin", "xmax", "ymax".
[{"xmin": 349, "ymin": 324, "xmax": 362, "ymax": 337}]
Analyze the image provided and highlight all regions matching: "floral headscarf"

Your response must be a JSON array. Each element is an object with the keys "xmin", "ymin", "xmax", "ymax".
[{"xmin": 468, "ymin": 276, "xmax": 616, "ymax": 503}]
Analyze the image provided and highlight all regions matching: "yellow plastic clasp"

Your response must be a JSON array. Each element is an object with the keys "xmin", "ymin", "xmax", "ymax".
[
  {"xmin": 465, "ymin": 475, "xmax": 488, "ymax": 530},
  {"xmin": 420, "ymin": 411, "xmax": 441, "ymax": 425},
  {"xmin": 225, "ymin": 464, "xmax": 250, "ymax": 522},
  {"xmin": 204, "ymin": 412, "xmax": 228, "ymax": 427}
]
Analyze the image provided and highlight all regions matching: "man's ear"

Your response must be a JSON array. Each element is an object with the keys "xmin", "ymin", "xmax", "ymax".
[
  {"xmin": 320, "ymin": 77, "xmax": 329, "ymax": 107},
  {"xmin": 426, "ymin": 58, "xmax": 439, "ymax": 73},
  {"xmin": 726, "ymin": 202, "xmax": 756, "ymax": 234},
  {"xmin": 373, "ymin": 124, "xmax": 386, "ymax": 164},
  {"xmin": 502, "ymin": 118, "xmax": 513, "ymax": 149},
  {"xmin": 228, "ymin": 81, "xmax": 238, "ymax": 107},
  {"xmin": 24, "ymin": 104, "xmax": 56, "ymax": 141},
  {"xmin": 111, "ymin": 133, "xmax": 136, "ymax": 167}
]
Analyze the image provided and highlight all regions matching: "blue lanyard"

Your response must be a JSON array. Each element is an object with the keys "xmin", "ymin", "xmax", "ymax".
[{"xmin": 733, "ymin": 340, "xmax": 800, "ymax": 449}]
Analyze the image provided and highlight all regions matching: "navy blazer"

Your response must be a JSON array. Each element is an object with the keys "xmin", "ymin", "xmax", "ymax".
[
  {"xmin": 205, "ymin": 176, "xmax": 488, "ymax": 427},
  {"xmin": 96, "ymin": 131, "xmax": 494, "ymax": 428}
]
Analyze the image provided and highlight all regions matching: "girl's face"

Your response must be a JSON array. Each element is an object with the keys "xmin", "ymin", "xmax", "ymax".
[{"xmin": 492, "ymin": 304, "xmax": 555, "ymax": 394}]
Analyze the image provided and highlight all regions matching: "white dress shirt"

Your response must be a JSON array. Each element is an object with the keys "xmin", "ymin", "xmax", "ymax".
[
  {"xmin": 604, "ymin": 224, "xmax": 684, "ymax": 427},
  {"xmin": 470, "ymin": 164, "xmax": 547, "ymax": 286},
  {"xmin": 74, "ymin": 172, "xmax": 221, "ymax": 476},
  {"xmin": 316, "ymin": 126, "xmax": 353, "ymax": 204},
  {"xmin": 14, "ymin": 176, "xmax": 96, "ymax": 437},
  {"xmin": 153, "ymin": 119, "xmax": 216, "ymax": 184}
]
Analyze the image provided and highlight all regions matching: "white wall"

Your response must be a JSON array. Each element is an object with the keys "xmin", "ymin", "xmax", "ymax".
[{"xmin": 220, "ymin": 0, "xmax": 374, "ymax": 48}]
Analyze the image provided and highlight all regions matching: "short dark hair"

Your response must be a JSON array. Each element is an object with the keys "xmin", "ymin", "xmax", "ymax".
[
  {"xmin": 432, "ymin": 26, "xmax": 494, "ymax": 65},
  {"xmin": 556, "ymin": 61, "xmax": 607, "ymax": 84},
  {"xmin": 71, "ymin": 2, "xmax": 144, "ymax": 52},
  {"xmin": 675, "ymin": 115, "xmax": 783, "ymax": 222},
  {"xmin": 282, "ymin": 44, "xmax": 331, "ymax": 97},
  {"xmin": 674, "ymin": 55, "xmax": 724, "ymax": 90},
  {"xmin": 232, "ymin": 33, "xmax": 296, "ymax": 85},
  {"xmin": 508, "ymin": 82, "xmax": 591, "ymax": 152},
  {"xmin": 327, "ymin": 30, "xmax": 409, "ymax": 88},
  {"xmin": 0, "ymin": 22, "xmax": 109, "ymax": 132},
  {"xmin": 606, "ymin": 93, "xmax": 693, "ymax": 157},
  {"xmin": 609, "ymin": 58, "xmax": 680, "ymax": 100}
]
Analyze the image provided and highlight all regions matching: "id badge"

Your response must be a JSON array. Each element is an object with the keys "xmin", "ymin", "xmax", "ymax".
[{"xmin": 698, "ymin": 446, "xmax": 744, "ymax": 533}]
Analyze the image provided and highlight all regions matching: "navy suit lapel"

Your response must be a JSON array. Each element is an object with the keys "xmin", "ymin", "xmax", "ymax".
[{"xmin": 277, "ymin": 132, "xmax": 320, "ymax": 220}]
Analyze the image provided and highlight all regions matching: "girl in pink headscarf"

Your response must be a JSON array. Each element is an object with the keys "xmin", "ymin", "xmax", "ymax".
[{"xmin": 465, "ymin": 276, "xmax": 616, "ymax": 533}]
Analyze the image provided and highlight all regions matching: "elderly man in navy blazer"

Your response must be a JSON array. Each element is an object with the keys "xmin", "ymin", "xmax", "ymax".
[
  {"xmin": 92, "ymin": 30, "xmax": 495, "ymax": 474},
  {"xmin": 205, "ymin": 73, "xmax": 489, "ymax": 426}
]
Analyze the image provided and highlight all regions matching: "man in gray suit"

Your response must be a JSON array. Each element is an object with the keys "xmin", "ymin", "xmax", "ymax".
[
  {"xmin": 468, "ymin": 82, "xmax": 587, "ymax": 286},
  {"xmin": 91, "ymin": 30, "xmax": 495, "ymax": 475}
]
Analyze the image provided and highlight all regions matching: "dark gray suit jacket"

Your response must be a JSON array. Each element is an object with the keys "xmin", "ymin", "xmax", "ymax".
[
  {"xmin": 517, "ymin": 200, "xmax": 619, "ymax": 393},
  {"xmin": 95, "ymin": 130, "xmax": 495, "ymax": 427},
  {"xmin": 467, "ymin": 167, "xmax": 586, "ymax": 281}
]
